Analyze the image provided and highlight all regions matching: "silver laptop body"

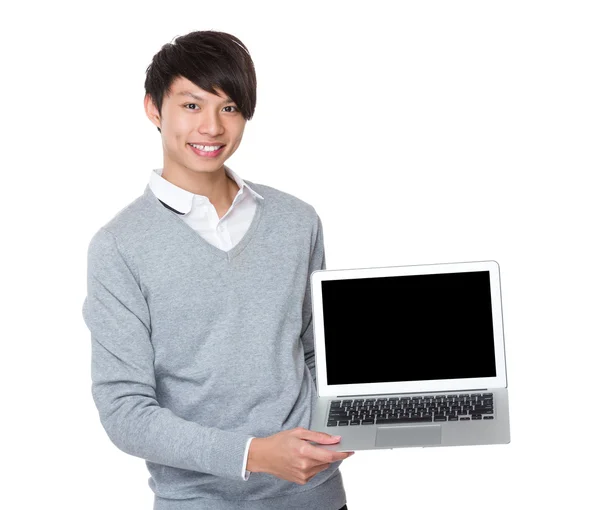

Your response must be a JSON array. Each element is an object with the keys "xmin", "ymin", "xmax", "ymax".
[{"xmin": 308, "ymin": 260, "xmax": 511, "ymax": 452}]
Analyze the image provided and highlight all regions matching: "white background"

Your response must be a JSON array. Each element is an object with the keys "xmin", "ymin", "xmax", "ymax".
[{"xmin": 2, "ymin": 1, "xmax": 599, "ymax": 508}]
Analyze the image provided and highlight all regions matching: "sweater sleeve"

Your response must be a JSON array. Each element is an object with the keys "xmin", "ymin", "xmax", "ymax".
[
  {"xmin": 82, "ymin": 227, "xmax": 254, "ymax": 480},
  {"xmin": 300, "ymin": 212, "xmax": 327, "ymax": 387}
]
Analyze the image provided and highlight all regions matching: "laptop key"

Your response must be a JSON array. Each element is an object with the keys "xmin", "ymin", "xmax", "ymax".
[
  {"xmin": 327, "ymin": 421, "xmax": 338, "ymax": 427},
  {"xmin": 376, "ymin": 416, "xmax": 433, "ymax": 424}
]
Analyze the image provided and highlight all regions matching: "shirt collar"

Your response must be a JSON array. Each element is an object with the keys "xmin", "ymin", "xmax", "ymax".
[{"xmin": 149, "ymin": 165, "xmax": 264, "ymax": 215}]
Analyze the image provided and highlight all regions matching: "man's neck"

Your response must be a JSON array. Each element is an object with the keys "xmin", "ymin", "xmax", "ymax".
[{"xmin": 161, "ymin": 164, "xmax": 240, "ymax": 216}]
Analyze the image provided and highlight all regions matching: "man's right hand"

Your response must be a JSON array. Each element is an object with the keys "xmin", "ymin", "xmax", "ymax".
[{"xmin": 247, "ymin": 427, "xmax": 355, "ymax": 485}]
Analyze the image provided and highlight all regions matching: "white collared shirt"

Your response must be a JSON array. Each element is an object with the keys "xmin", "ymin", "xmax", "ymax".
[
  {"xmin": 148, "ymin": 164, "xmax": 264, "ymax": 480},
  {"xmin": 148, "ymin": 165, "xmax": 264, "ymax": 252}
]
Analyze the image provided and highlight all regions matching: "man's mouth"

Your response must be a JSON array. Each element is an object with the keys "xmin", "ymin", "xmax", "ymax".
[{"xmin": 188, "ymin": 143, "xmax": 226, "ymax": 157}]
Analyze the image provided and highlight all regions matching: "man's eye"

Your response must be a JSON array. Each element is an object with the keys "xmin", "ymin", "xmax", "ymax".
[
  {"xmin": 224, "ymin": 105, "xmax": 239, "ymax": 113},
  {"xmin": 185, "ymin": 103, "xmax": 198, "ymax": 110}
]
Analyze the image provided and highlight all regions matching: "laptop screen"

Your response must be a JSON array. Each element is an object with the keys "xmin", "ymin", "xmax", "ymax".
[{"xmin": 320, "ymin": 270, "xmax": 497, "ymax": 386}]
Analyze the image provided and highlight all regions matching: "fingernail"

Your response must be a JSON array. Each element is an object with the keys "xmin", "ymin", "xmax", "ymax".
[{"xmin": 333, "ymin": 435, "xmax": 341, "ymax": 440}]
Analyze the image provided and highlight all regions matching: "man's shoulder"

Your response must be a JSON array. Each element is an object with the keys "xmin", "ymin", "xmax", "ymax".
[{"xmin": 86, "ymin": 190, "xmax": 156, "ymax": 255}]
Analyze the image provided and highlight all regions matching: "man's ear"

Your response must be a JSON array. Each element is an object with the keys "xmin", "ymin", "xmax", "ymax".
[{"xmin": 144, "ymin": 94, "xmax": 162, "ymax": 131}]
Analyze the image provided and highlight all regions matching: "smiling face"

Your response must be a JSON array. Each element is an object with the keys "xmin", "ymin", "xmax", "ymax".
[{"xmin": 144, "ymin": 76, "xmax": 247, "ymax": 180}]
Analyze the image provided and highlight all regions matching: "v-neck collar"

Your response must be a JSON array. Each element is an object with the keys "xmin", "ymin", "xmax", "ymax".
[{"xmin": 142, "ymin": 182, "xmax": 265, "ymax": 263}]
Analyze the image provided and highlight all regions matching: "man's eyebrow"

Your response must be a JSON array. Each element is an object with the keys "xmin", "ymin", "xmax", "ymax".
[{"xmin": 176, "ymin": 91, "xmax": 235, "ymax": 103}]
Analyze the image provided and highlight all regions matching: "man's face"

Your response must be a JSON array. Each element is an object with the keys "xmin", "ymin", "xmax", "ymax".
[{"xmin": 144, "ymin": 76, "xmax": 247, "ymax": 176}]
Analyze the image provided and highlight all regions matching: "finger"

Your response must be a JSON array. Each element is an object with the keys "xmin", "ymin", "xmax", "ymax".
[
  {"xmin": 300, "ymin": 442, "xmax": 352, "ymax": 464},
  {"xmin": 306, "ymin": 462, "xmax": 332, "ymax": 481},
  {"xmin": 294, "ymin": 428, "xmax": 341, "ymax": 444}
]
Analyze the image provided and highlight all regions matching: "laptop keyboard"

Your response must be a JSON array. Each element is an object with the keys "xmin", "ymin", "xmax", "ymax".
[{"xmin": 326, "ymin": 393, "xmax": 495, "ymax": 427}]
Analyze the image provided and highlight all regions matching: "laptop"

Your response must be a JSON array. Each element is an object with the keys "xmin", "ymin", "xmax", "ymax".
[{"xmin": 308, "ymin": 260, "xmax": 510, "ymax": 451}]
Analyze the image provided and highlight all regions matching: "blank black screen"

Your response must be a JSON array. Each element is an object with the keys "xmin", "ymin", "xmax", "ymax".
[{"xmin": 321, "ymin": 270, "xmax": 497, "ymax": 385}]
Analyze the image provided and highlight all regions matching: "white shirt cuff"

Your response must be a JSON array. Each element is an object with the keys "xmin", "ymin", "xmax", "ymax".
[{"xmin": 242, "ymin": 436, "xmax": 255, "ymax": 480}]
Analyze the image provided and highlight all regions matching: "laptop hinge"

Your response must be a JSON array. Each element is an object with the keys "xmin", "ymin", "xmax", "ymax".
[{"xmin": 337, "ymin": 389, "xmax": 490, "ymax": 398}]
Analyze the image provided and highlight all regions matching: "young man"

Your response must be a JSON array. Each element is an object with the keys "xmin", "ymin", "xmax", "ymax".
[{"xmin": 82, "ymin": 30, "xmax": 353, "ymax": 510}]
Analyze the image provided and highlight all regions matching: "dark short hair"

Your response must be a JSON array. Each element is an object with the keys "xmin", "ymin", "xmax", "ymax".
[{"xmin": 144, "ymin": 30, "xmax": 257, "ymax": 133}]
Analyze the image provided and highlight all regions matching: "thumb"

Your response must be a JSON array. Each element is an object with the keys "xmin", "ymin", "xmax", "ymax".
[{"xmin": 296, "ymin": 428, "xmax": 341, "ymax": 444}]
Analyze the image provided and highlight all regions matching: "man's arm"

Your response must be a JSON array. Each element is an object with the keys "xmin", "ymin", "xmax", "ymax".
[
  {"xmin": 82, "ymin": 227, "xmax": 253, "ymax": 480},
  {"xmin": 300, "ymin": 212, "xmax": 326, "ymax": 387}
]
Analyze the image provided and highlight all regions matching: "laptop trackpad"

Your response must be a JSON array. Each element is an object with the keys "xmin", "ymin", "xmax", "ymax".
[{"xmin": 375, "ymin": 424, "xmax": 442, "ymax": 447}]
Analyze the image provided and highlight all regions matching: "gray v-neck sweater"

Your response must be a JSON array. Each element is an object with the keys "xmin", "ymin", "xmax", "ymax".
[{"xmin": 82, "ymin": 182, "xmax": 347, "ymax": 510}]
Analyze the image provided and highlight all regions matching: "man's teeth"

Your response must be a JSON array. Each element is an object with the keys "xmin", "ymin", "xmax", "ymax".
[{"xmin": 189, "ymin": 143, "xmax": 222, "ymax": 152}]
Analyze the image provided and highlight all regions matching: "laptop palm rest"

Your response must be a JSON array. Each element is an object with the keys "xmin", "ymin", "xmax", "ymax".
[{"xmin": 375, "ymin": 424, "xmax": 442, "ymax": 447}]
